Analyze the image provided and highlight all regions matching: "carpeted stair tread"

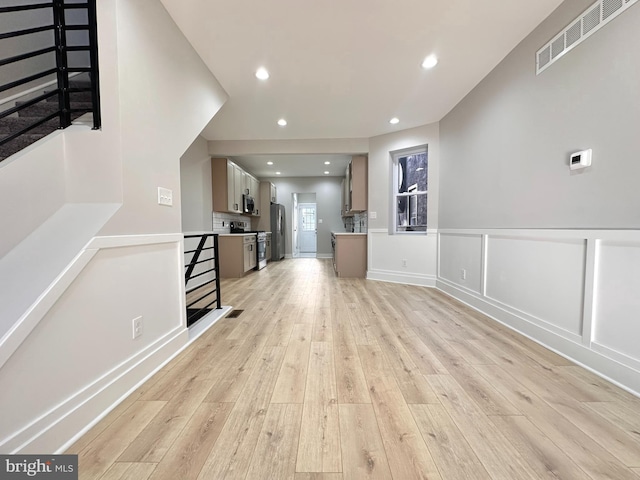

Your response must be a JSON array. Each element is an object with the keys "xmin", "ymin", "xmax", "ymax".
[
  {"xmin": 16, "ymin": 101, "xmax": 93, "ymax": 118},
  {"xmin": 0, "ymin": 116, "xmax": 59, "ymax": 135},
  {"xmin": 44, "ymin": 90, "xmax": 94, "ymax": 103},
  {"xmin": 0, "ymin": 134, "xmax": 48, "ymax": 161}
]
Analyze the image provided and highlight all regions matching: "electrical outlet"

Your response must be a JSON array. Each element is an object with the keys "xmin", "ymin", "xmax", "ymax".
[
  {"xmin": 132, "ymin": 316, "xmax": 143, "ymax": 339},
  {"xmin": 158, "ymin": 187, "xmax": 173, "ymax": 206},
  {"xmin": 369, "ymin": 211, "xmax": 377, "ymax": 219},
  {"xmin": 402, "ymin": 259, "xmax": 407, "ymax": 267},
  {"xmin": 460, "ymin": 268, "xmax": 467, "ymax": 280}
]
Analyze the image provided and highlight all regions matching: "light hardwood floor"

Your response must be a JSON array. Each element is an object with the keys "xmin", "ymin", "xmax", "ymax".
[{"xmin": 70, "ymin": 258, "xmax": 640, "ymax": 480}]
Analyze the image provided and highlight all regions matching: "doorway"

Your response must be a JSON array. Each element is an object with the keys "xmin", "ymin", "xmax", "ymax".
[
  {"xmin": 298, "ymin": 203, "xmax": 317, "ymax": 257},
  {"xmin": 292, "ymin": 192, "xmax": 317, "ymax": 258}
]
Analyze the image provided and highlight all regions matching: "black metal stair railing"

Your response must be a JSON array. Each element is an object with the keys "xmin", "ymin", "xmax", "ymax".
[
  {"xmin": 0, "ymin": 0, "xmax": 100, "ymax": 162},
  {"xmin": 184, "ymin": 233, "xmax": 222, "ymax": 328}
]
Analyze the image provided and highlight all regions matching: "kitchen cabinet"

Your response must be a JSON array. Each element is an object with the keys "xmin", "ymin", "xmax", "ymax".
[
  {"xmin": 249, "ymin": 175, "xmax": 261, "ymax": 215},
  {"xmin": 270, "ymin": 183, "xmax": 277, "ymax": 203},
  {"xmin": 256, "ymin": 181, "xmax": 277, "ymax": 231},
  {"xmin": 218, "ymin": 234, "xmax": 256, "ymax": 278},
  {"xmin": 244, "ymin": 235, "xmax": 257, "ymax": 271},
  {"xmin": 212, "ymin": 158, "xmax": 243, "ymax": 214},
  {"xmin": 332, "ymin": 232, "xmax": 367, "ymax": 278},
  {"xmin": 342, "ymin": 155, "xmax": 367, "ymax": 215},
  {"xmin": 212, "ymin": 158, "xmax": 262, "ymax": 216}
]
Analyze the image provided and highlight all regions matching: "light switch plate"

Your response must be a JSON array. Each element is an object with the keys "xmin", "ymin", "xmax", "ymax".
[{"xmin": 158, "ymin": 187, "xmax": 173, "ymax": 206}]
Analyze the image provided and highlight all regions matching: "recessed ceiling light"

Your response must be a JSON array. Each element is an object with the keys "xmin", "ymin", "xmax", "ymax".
[
  {"xmin": 277, "ymin": 119, "xmax": 287, "ymax": 126},
  {"xmin": 276, "ymin": 171, "xmax": 281, "ymax": 175},
  {"xmin": 324, "ymin": 171, "xmax": 330, "ymax": 175},
  {"xmin": 421, "ymin": 55, "xmax": 438, "ymax": 69},
  {"xmin": 255, "ymin": 67, "xmax": 269, "ymax": 80},
  {"xmin": 389, "ymin": 117, "xmax": 400, "ymax": 125},
  {"xmin": 324, "ymin": 161, "xmax": 331, "ymax": 165},
  {"xmin": 267, "ymin": 161, "xmax": 274, "ymax": 165}
]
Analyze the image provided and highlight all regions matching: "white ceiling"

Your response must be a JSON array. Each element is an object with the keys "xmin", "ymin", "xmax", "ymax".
[
  {"xmin": 231, "ymin": 154, "xmax": 352, "ymax": 178},
  {"xmin": 162, "ymin": 0, "xmax": 563, "ymax": 175}
]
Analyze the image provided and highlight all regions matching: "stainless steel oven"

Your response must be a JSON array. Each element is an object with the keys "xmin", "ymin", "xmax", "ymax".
[{"xmin": 256, "ymin": 232, "xmax": 267, "ymax": 270}]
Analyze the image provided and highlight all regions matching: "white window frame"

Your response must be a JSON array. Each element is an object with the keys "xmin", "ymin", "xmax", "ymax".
[{"xmin": 390, "ymin": 145, "xmax": 428, "ymax": 235}]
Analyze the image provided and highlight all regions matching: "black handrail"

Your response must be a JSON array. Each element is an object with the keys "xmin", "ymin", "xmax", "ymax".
[
  {"xmin": 0, "ymin": 25, "xmax": 54, "ymax": 40},
  {"xmin": 0, "ymin": 3, "xmax": 53, "ymax": 14},
  {"xmin": 184, "ymin": 234, "xmax": 222, "ymax": 327},
  {"xmin": 0, "ymin": 46, "xmax": 57, "ymax": 68},
  {"xmin": 0, "ymin": 0, "xmax": 101, "ymax": 157}
]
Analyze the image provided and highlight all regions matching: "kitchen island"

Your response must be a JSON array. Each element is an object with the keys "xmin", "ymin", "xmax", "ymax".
[{"xmin": 331, "ymin": 232, "xmax": 367, "ymax": 278}]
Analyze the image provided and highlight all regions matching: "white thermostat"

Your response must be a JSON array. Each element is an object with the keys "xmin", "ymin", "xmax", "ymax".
[{"xmin": 569, "ymin": 149, "xmax": 592, "ymax": 170}]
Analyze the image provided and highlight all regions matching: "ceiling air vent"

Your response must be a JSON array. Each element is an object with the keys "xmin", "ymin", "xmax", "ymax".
[
  {"xmin": 536, "ymin": 0, "xmax": 638, "ymax": 74},
  {"xmin": 603, "ymin": 0, "xmax": 624, "ymax": 19}
]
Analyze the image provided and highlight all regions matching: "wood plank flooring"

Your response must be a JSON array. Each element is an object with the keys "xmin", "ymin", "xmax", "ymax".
[{"xmin": 71, "ymin": 258, "xmax": 640, "ymax": 479}]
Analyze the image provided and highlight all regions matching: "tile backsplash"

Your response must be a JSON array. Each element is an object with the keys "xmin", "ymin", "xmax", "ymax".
[
  {"xmin": 212, "ymin": 211, "xmax": 252, "ymax": 233},
  {"xmin": 343, "ymin": 212, "xmax": 368, "ymax": 233}
]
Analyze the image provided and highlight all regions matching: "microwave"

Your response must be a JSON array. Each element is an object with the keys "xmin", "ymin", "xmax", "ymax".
[{"xmin": 243, "ymin": 194, "xmax": 255, "ymax": 214}]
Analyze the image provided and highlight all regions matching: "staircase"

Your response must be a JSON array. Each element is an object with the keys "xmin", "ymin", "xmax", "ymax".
[{"xmin": 0, "ymin": 78, "xmax": 94, "ymax": 162}]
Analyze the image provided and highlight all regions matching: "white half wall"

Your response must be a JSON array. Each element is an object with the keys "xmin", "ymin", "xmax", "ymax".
[
  {"xmin": 0, "ymin": 234, "xmax": 188, "ymax": 454},
  {"xmin": 0, "ymin": 133, "xmax": 65, "ymax": 258},
  {"xmin": 438, "ymin": 228, "xmax": 640, "ymax": 396},
  {"xmin": 367, "ymin": 229, "xmax": 438, "ymax": 286}
]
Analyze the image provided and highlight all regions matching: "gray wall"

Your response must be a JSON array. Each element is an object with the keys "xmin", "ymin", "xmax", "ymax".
[
  {"xmin": 439, "ymin": 0, "xmax": 640, "ymax": 229},
  {"xmin": 266, "ymin": 176, "xmax": 343, "ymax": 256},
  {"xmin": 180, "ymin": 136, "xmax": 213, "ymax": 232}
]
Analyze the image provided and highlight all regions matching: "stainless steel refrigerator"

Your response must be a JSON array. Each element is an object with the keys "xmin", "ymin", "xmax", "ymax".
[{"xmin": 270, "ymin": 203, "xmax": 286, "ymax": 260}]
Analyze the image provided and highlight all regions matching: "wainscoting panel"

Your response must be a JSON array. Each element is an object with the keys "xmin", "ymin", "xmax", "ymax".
[
  {"xmin": 437, "ymin": 229, "xmax": 640, "ymax": 397},
  {"xmin": 486, "ymin": 235, "xmax": 586, "ymax": 337},
  {"xmin": 438, "ymin": 233, "xmax": 483, "ymax": 294},
  {"xmin": 367, "ymin": 229, "xmax": 438, "ymax": 286},
  {"xmin": 593, "ymin": 240, "xmax": 640, "ymax": 367}
]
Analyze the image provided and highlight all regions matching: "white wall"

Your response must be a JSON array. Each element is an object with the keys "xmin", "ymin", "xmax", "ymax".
[
  {"xmin": 98, "ymin": 0, "xmax": 227, "ymax": 236},
  {"xmin": 367, "ymin": 123, "xmax": 440, "ymax": 286},
  {"xmin": 437, "ymin": 0, "xmax": 640, "ymax": 395},
  {"xmin": 0, "ymin": 0, "xmax": 228, "ymax": 453},
  {"xmin": 266, "ymin": 177, "xmax": 343, "ymax": 257},
  {"xmin": 0, "ymin": 135, "xmax": 65, "ymax": 258},
  {"xmin": 180, "ymin": 136, "xmax": 213, "ymax": 232}
]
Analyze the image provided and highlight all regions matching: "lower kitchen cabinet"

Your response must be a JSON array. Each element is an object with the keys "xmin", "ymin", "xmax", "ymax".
[
  {"xmin": 332, "ymin": 233, "xmax": 367, "ymax": 278},
  {"xmin": 218, "ymin": 234, "xmax": 256, "ymax": 278}
]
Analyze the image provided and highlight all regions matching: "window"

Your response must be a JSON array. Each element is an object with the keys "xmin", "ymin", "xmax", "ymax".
[{"xmin": 392, "ymin": 146, "xmax": 428, "ymax": 233}]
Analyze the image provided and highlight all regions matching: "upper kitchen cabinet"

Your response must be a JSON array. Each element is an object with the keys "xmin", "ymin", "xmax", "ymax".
[
  {"xmin": 212, "ymin": 158, "xmax": 264, "ymax": 215},
  {"xmin": 269, "ymin": 182, "xmax": 277, "ymax": 203},
  {"xmin": 212, "ymin": 158, "xmax": 243, "ymax": 214},
  {"xmin": 250, "ymin": 175, "xmax": 261, "ymax": 215},
  {"xmin": 343, "ymin": 155, "xmax": 367, "ymax": 215}
]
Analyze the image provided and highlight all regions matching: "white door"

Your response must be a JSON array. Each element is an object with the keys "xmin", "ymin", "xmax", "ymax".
[{"xmin": 298, "ymin": 203, "xmax": 317, "ymax": 255}]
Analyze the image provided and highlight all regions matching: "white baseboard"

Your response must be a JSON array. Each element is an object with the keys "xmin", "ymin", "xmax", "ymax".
[
  {"xmin": 436, "ymin": 278, "xmax": 640, "ymax": 398},
  {"xmin": 3, "ymin": 327, "xmax": 188, "ymax": 454},
  {"xmin": 367, "ymin": 269, "xmax": 437, "ymax": 287}
]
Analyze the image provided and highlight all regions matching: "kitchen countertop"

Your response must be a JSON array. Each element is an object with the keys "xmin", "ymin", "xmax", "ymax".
[
  {"xmin": 218, "ymin": 233, "xmax": 257, "ymax": 237},
  {"xmin": 331, "ymin": 232, "xmax": 368, "ymax": 236}
]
